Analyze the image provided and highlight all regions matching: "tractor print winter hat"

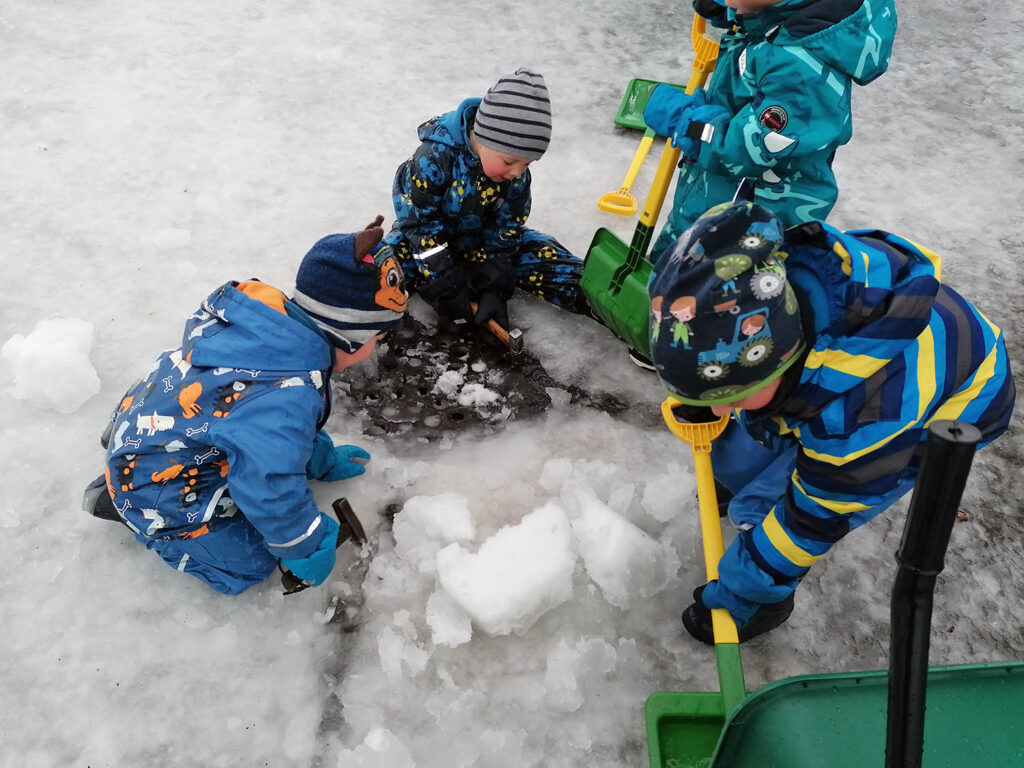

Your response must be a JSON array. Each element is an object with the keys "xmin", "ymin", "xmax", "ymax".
[
  {"xmin": 648, "ymin": 202, "xmax": 805, "ymax": 406},
  {"xmin": 293, "ymin": 216, "xmax": 407, "ymax": 353},
  {"xmin": 473, "ymin": 68, "xmax": 552, "ymax": 161}
]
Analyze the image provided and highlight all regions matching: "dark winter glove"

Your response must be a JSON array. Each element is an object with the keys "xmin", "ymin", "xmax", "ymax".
[
  {"xmin": 668, "ymin": 402, "xmax": 718, "ymax": 424},
  {"xmin": 693, "ymin": 0, "xmax": 730, "ymax": 27},
  {"xmin": 643, "ymin": 85, "xmax": 707, "ymax": 141},
  {"xmin": 306, "ymin": 429, "xmax": 371, "ymax": 481},
  {"xmin": 468, "ymin": 256, "xmax": 516, "ymax": 330},
  {"xmin": 280, "ymin": 514, "xmax": 340, "ymax": 588},
  {"xmin": 693, "ymin": 0, "xmax": 724, "ymax": 18},
  {"xmin": 474, "ymin": 292, "xmax": 511, "ymax": 330},
  {"xmin": 418, "ymin": 263, "xmax": 474, "ymax": 323}
]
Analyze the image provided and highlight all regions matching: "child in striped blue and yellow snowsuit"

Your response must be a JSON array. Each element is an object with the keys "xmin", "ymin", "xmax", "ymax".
[
  {"xmin": 647, "ymin": 202, "xmax": 1015, "ymax": 643},
  {"xmin": 383, "ymin": 68, "xmax": 586, "ymax": 332}
]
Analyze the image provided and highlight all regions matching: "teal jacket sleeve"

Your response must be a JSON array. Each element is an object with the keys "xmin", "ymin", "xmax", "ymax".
[{"xmin": 699, "ymin": 45, "xmax": 853, "ymax": 181}]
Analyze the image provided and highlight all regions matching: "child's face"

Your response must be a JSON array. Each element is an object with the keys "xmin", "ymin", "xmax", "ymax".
[
  {"xmin": 725, "ymin": 0, "xmax": 781, "ymax": 13},
  {"xmin": 709, "ymin": 376, "xmax": 782, "ymax": 417},
  {"xmin": 474, "ymin": 143, "xmax": 533, "ymax": 183}
]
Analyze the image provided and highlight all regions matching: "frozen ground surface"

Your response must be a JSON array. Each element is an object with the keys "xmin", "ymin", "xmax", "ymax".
[{"xmin": 1, "ymin": 1, "xmax": 1022, "ymax": 766}]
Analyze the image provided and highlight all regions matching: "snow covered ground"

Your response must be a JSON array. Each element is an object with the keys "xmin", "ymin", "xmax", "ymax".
[{"xmin": 1, "ymin": 1, "xmax": 1022, "ymax": 766}]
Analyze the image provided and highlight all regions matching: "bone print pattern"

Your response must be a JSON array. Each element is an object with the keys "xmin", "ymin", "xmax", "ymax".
[{"xmin": 100, "ymin": 281, "xmax": 334, "ymax": 553}]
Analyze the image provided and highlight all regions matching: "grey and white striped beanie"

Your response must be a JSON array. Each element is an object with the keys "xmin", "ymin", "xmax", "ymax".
[{"xmin": 473, "ymin": 68, "xmax": 552, "ymax": 161}]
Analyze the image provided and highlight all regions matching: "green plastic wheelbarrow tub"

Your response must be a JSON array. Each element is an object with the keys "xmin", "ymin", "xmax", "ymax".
[{"xmin": 645, "ymin": 660, "xmax": 1024, "ymax": 768}]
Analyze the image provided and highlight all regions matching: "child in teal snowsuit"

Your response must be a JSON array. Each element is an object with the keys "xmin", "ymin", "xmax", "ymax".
[
  {"xmin": 644, "ymin": 0, "xmax": 898, "ymax": 261},
  {"xmin": 383, "ymin": 68, "xmax": 586, "ymax": 331}
]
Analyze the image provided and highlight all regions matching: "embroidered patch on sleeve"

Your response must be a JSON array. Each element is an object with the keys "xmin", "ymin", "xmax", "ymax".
[{"xmin": 758, "ymin": 105, "xmax": 789, "ymax": 132}]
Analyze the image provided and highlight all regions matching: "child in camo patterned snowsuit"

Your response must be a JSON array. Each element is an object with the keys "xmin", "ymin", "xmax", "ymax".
[{"xmin": 383, "ymin": 68, "xmax": 586, "ymax": 332}]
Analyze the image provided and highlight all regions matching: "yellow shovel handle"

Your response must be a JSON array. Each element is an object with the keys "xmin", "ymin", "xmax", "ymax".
[
  {"xmin": 622, "ymin": 131, "xmax": 656, "ymax": 190},
  {"xmin": 637, "ymin": 14, "xmax": 720, "ymax": 229},
  {"xmin": 639, "ymin": 140, "xmax": 682, "ymax": 228},
  {"xmin": 689, "ymin": 15, "xmax": 721, "ymax": 86},
  {"xmin": 597, "ymin": 130, "xmax": 654, "ymax": 215},
  {"xmin": 660, "ymin": 399, "xmax": 739, "ymax": 644},
  {"xmin": 693, "ymin": 450, "xmax": 740, "ymax": 643}
]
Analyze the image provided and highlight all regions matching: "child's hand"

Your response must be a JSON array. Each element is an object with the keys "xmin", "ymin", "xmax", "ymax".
[
  {"xmin": 474, "ymin": 293, "xmax": 511, "ymax": 331},
  {"xmin": 418, "ymin": 265, "xmax": 474, "ymax": 322},
  {"xmin": 280, "ymin": 514, "xmax": 340, "ymax": 587},
  {"xmin": 307, "ymin": 430, "xmax": 371, "ymax": 481},
  {"xmin": 677, "ymin": 104, "xmax": 731, "ymax": 163},
  {"xmin": 327, "ymin": 445, "xmax": 371, "ymax": 480},
  {"xmin": 668, "ymin": 402, "xmax": 718, "ymax": 424},
  {"xmin": 692, "ymin": 0, "xmax": 729, "ymax": 25},
  {"xmin": 469, "ymin": 257, "xmax": 515, "ymax": 331},
  {"xmin": 643, "ymin": 85, "xmax": 707, "ymax": 142}
]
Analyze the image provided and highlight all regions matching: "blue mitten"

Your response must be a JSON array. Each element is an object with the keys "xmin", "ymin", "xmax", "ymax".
[
  {"xmin": 677, "ymin": 103, "xmax": 731, "ymax": 163},
  {"xmin": 280, "ymin": 514, "xmax": 340, "ymax": 587},
  {"xmin": 643, "ymin": 85, "xmax": 707, "ymax": 142},
  {"xmin": 306, "ymin": 429, "xmax": 371, "ymax": 481}
]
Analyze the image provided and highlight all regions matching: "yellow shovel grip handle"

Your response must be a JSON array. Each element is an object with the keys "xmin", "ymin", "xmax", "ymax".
[
  {"xmin": 659, "ymin": 399, "xmax": 729, "ymax": 448},
  {"xmin": 660, "ymin": 398, "xmax": 740, "ymax": 644},
  {"xmin": 622, "ymin": 132, "xmax": 655, "ymax": 189},
  {"xmin": 695, "ymin": 445, "xmax": 741, "ymax": 645}
]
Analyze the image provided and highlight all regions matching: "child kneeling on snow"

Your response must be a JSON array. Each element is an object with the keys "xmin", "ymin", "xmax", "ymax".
[
  {"xmin": 383, "ymin": 67, "xmax": 588, "ymax": 332},
  {"xmin": 647, "ymin": 202, "xmax": 1015, "ymax": 643},
  {"xmin": 83, "ymin": 217, "xmax": 407, "ymax": 595}
]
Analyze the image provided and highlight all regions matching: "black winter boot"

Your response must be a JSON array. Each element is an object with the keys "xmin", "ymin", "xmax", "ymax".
[
  {"xmin": 682, "ymin": 586, "xmax": 795, "ymax": 645},
  {"xmin": 82, "ymin": 475, "xmax": 123, "ymax": 523},
  {"xmin": 572, "ymin": 289, "xmax": 609, "ymax": 329},
  {"xmin": 628, "ymin": 347, "xmax": 657, "ymax": 371}
]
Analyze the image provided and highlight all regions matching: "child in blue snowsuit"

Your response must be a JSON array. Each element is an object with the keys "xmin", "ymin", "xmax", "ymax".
[
  {"xmin": 383, "ymin": 68, "xmax": 586, "ymax": 332},
  {"xmin": 84, "ymin": 218, "xmax": 407, "ymax": 595},
  {"xmin": 647, "ymin": 202, "xmax": 1015, "ymax": 643},
  {"xmin": 644, "ymin": 0, "xmax": 898, "ymax": 261}
]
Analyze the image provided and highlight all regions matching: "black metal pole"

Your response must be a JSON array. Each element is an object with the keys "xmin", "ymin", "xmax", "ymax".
[{"xmin": 885, "ymin": 421, "xmax": 981, "ymax": 768}]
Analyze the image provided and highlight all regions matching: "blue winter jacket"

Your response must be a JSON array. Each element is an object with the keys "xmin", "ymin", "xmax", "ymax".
[
  {"xmin": 104, "ymin": 281, "xmax": 335, "ymax": 561},
  {"xmin": 652, "ymin": 0, "xmax": 897, "ymax": 256},
  {"xmin": 703, "ymin": 222, "xmax": 1015, "ymax": 620},
  {"xmin": 383, "ymin": 98, "xmax": 533, "ymax": 290}
]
